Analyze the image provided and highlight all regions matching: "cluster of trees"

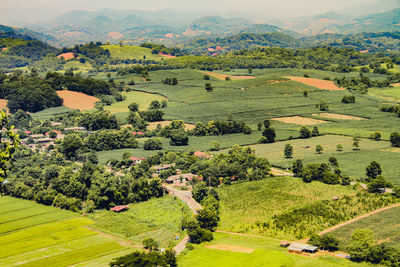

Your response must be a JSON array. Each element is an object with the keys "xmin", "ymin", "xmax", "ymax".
[
  {"xmin": 192, "ymin": 120, "xmax": 250, "ymax": 136},
  {"xmin": 3, "ymin": 39, "xmax": 58, "ymax": 62},
  {"xmin": 183, "ymin": 184, "xmax": 220, "ymax": 244},
  {"xmin": 346, "ymin": 229, "xmax": 400, "ymax": 266},
  {"xmin": 292, "ymin": 158, "xmax": 350, "ymax": 185},
  {"xmin": 61, "ymin": 42, "xmax": 110, "ymax": 65},
  {"xmin": 299, "ymin": 126, "xmax": 320, "ymax": 139},
  {"xmin": 83, "ymin": 129, "xmax": 139, "ymax": 152},
  {"xmin": 127, "ymin": 101, "xmax": 165, "ymax": 131},
  {"xmin": 0, "ymin": 70, "xmax": 63, "ymax": 113},
  {"xmin": 4, "ymin": 147, "xmax": 165, "ymax": 211},
  {"xmin": 162, "ymin": 77, "xmax": 178, "ymax": 85},
  {"xmin": 78, "ymin": 110, "xmax": 119, "ymax": 131},
  {"xmin": 140, "ymin": 43, "xmax": 184, "ymax": 56},
  {"xmin": 110, "ymin": 250, "xmax": 177, "ymax": 267},
  {"xmin": 308, "ymin": 234, "xmax": 339, "ymax": 251},
  {"xmin": 334, "ymin": 75, "xmax": 392, "ymax": 93}
]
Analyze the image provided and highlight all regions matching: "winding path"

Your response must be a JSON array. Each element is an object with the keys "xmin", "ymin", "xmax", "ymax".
[
  {"xmin": 166, "ymin": 186, "xmax": 202, "ymax": 254},
  {"xmin": 319, "ymin": 203, "xmax": 400, "ymax": 235}
]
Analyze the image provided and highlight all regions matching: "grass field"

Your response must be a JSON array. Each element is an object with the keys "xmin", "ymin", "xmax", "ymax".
[
  {"xmin": 89, "ymin": 195, "xmax": 191, "ymax": 248},
  {"xmin": 244, "ymin": 135, "xmax": 400, "ymax": 184},
  {"xmin": 178, "ymin": 232, "xmax": 368, "ymax": 267},
  {"xmin": 101, "ymin": 45, "xmax": 164, "ymax": 61},
  {"xmin": 31, "ymin": 106, "xmax": 74, "ymax": 120},
  {"xmin": 216, "ymin": 177, "xmax": 359, "ymax": 236},
  {"xmin": 104, "ymin": 90, "xmax": 166, "ymax": 115},
  {"xmin": 330, "ymin": 206, "xmax": 400, "ymax": 250},
  {"xmin": 0, "ymin": 196, "xmax": 130, "ymax": 266}
]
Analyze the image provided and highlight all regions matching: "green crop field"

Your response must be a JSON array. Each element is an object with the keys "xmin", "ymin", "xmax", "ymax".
[
  {"xmin": 102, "ymin": 45, "xmax": 164, "ymax": 61},
  {"xmin": 0, "ymin": 196, "xmax": 130, "ymax": 266},
  {"xmin": 330, "ymin": 206, "xmax": 400, "ymax": 250},
  {"xmin": 104, "ymin": 90, "xmax": 167, "ymax": 115},
  {"xmin": 89, "ymin": 195, "xmax": 191, "ymax": 248},
  {"xmin": 216, "ymin": 177, "xmax": 359, "ymax": 236},
  {"xmin": 178, "ymin": 232, "xmax": 368, "ymax": 267}
]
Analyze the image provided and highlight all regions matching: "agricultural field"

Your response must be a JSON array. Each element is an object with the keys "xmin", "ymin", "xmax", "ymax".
[
  {"xmin": 56, "ymin": 90, "xmax": 99, "ymax": 111},
  {"xmin": 216, "ymin": 177, "xmax": 360, "ymax": 237},
  {"xmin": 330, "ymin": 205, "xmax": 400, "ymax": 250},
  {"xmin": 101, "ymin": 45, "xmax": 164, "ymax": 61},
  {"xmin": 178, "ymin": 232, "xmax": 368, "ymax": 267},
  {"xmin": 245, "ymin": 135, "xmax": 400, "ymax": 184},
  {"xmin": 104, "ymin": 90, "xmax": 166, "ymax": 115},
  {"xmin": 89, "ymin": 195, "xmax": 191, "ymax": 248},
  {"xmin": 30, "ymin": 106, "xmax": 74, "ymax": 120},
  {"xmin": 0, "ymin": 196, "xmax": 131, "ymax": 266}
]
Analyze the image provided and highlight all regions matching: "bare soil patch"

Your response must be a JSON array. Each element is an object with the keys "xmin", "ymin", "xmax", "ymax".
[
  {"xmin": 56, "ymin": 90, "xmax": 99, "ymax": 111},
  {"xmin": 158, "ymin": 53, "xmax": 176, "ymax": 58},
  {"xmin": 392, "ymin": 83, "xmax": 400, "ymax": 87},
  {"xmin": 199, "ymin": 71, "xmax": 255, "ymax": 81},
  {"xmin": 287, "ymin": 76, "xmax": 344, "ymax": 91},
  {"xmin": 271, "ymin": 116, "xmax": 329, "ymax": 125},
  {"xmin": 147, "ymin": 121, "xmax": 195, "ymax": 131},
  {"xmin": 313, "ymin": 113, "xmax": 366, "ymax": 121},
  {"xmin": 57, "ymin": 52, "xmax": 76, "ymax": 60},
  {"xmin": 206, "ymin": 244, "xmax": 254, "ymax": 253},
  {"xmin": 0, "ymin": 99, "xmax": 8, "ymax": 113}
]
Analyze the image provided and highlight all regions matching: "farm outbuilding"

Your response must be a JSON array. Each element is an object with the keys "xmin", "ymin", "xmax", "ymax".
[
  {"xmin": 287, "ymin": 243, "xmax": 318, "ymax": 254},
  {"xmin": 110, "ymin": 205, "xmax": 129, "ymax": 212}
]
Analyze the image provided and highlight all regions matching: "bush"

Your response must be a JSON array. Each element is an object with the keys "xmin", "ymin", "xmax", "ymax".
[
  {"xmin": 299, "ymin": 127, "xmax": 312, "ymax": 139},
  {"xmin": 143, "ymin": 138, "xmax": 163, "ymax": 150},
  {"xmin": 390, "ymin": 132, "xmax": 400, "ymax": 147},
  {"xmin": 169, "ymin": 130, "xmax": 189, "ymax": 146},
  {"xmin": 342, "ymin": 95, "xmax": 356, "ymax": 104}
]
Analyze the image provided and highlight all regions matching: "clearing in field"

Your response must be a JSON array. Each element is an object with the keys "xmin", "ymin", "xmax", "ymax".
[
  {"xmin": 287, "ymin": 76, "xmax": 344, "ymax": 91},
  {"xmin": 89, "ymin": 196, "xmax": 191, "ymax": 248},
  {"xmin": 313, "ymin": 113, "xmax": 367, "ymax": 121},
  {"xmin": 178, "ymin": 232, "xmax": 362, "ymax": 267},
  {"xmin": 147, "ymin": 120, "xmax": 195, "ymax": 131},
  {"xmin": 329, "ymin": 205, "xmax": 400, "ymax": 250},
  {"xmin": 199, "ymin": 70, "xmax": 256, "ymax": 80},
  {"xmin": 0, "ymin": 196, "xmax": 129, "ymax": 266},
  {"xmin": 57, "ymin": 52, "xmax": 76, "ymax": 60},
  {"xmin": 56, "ymin": 90, "xmax": 99, "ymax": 111},
  {"xmin": 205, "ymin": 244, "xmax": 255, "ymax": 253},
  {"xmin": 271, "ymin": 116, "xmax": 329, "ymax": 125}
]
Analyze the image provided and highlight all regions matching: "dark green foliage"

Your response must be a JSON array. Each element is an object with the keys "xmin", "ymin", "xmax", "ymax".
[
  {"xmin": 84, "ymin": 129, "xmax": 139, "ymax": 151},
  {"xmin": 299, "ymin": 127, "xmax": 312, "ymax": 139},
  {"xmin": 142, "ymin": 238, "xmax": 160, "ymax": 252},
  {"xmin": 368, "ymin": 176, "xmax": 391, "ymax": 193},
  {"xmin": 169, "ymin": 130, "xmax": 189, "ymax": 146},
  {"xmin": 195, "ymin": 209, "xmax": 219, "ymax": 231},
  {"xmin": 312, "ymin": 126, "xmax": 320, "ymax": 137},
  {"xmin": 292, "ymin": 159, "xmax": 304, "ymax": 177},
  {"xmin": 9, "ymin": 110, "xmax": 32, "ymax": 129},
  {"xmin": 192, "ymin": 120, "xmax": 249, "ymax": 136},
  {"xmin": 110, "ymin": 250, "xmax": 175, "ymax": 267},
  {"xmin": 205, "ymin": 83, "xmax": 213, "ymax": 92},
  {"xmin": 309, "ymin": 234, "xmax": 339, "ymax": 251},
  {"xmin": 61, "ymin": 134, "xmax": 83, "ymax": 159},
  {"xmin": 139, "ymin": 109, "xmax": 164, "ymax": 122},
  {"xmin": 366, "ymin": 161, "xmax": 382, "ymax": 180},
  {"xmin": 162, "ymin": 77, "xmax": 178, "ymax": 85},
  {"xmin": 78, "ymin": 110, "xmax": 119, "ymax": 131},
  {"xmin": 390, "ymin": 132, "xmax": 400, "ymax": 147},
  {"xmin": 342, "ymin": 95, "xmax": 356, "ymax": 104},
  {"xmin": 284, "ymin": 144, "xmax": 293, "ymax": 158},
  {"xmin": 369, "ymin": 132, "xmax": 382, "ymax": 141},
  {"xmin": 192, "ymin": 182, "xmax": 209, "ymax": 203},
  {"xmin": 143, "ymin": 138, "xmax": 163, "ymax": 150},
  {"xmin": 262, "ymin": 127, "xmax": 276, "ymax": 143}
]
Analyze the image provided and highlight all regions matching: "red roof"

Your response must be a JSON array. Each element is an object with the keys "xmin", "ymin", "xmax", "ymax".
[
  {"xmin": 24, "ymin": 131, "xmax": 31, "ymax": 134},
  {"xmin": 193, "ymin": 151, "xmax": 211, "ymax": 158},
  {"xmin": 110, "ymin": 205, "xmax": 129, "ymax": 212},
  {"xmin": 130, "ymin": 156, "xmax": 146, "ymax": 161},
  {"xmin": 132, "ymin": 131, "xmax": 145, "ymax": 135},
  {"xmin": 216, "ymin": 46, "xmax": 223, "ymax": 50}
]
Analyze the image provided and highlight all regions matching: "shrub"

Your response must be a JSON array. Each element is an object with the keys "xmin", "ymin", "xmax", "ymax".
[
  {"xmin": 369, "ymin": 132, "xmax": 381, "ymax": 141},
  {"xmin": 342, "ymin": 95, "xmax": 356, "ymax": 104},
  {"xmin": 143, "ymin": 138, "xmax": 163, "ymax": 150},
  {"xmin": 299, "ymin": 127, "xmax": 312, "ymax": 139}
]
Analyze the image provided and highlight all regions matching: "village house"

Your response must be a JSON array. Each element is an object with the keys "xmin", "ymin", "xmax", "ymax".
[
  {"xmin": 166, "ymin": 173, "xmax": 200, "ymax": 185},
  {"xmin": 130, "ymin": 156, "xmax": 146, "ymax": 165},
  {"xmin": 110, "ymin": 205, "xmax": 129, "ymax": 212},
  {"xmin": 64, "ymin": 126, "xmax": 86, "ymax": 132},
  {"xmin": 152, "ymin": 163, "xmax": 176, "ymax": 174}
]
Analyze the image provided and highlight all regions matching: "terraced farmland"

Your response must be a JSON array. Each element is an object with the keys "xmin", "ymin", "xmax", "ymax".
[{"xmin": 0, "ymin": 197, "xmax": 130, "ymax": 266}]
